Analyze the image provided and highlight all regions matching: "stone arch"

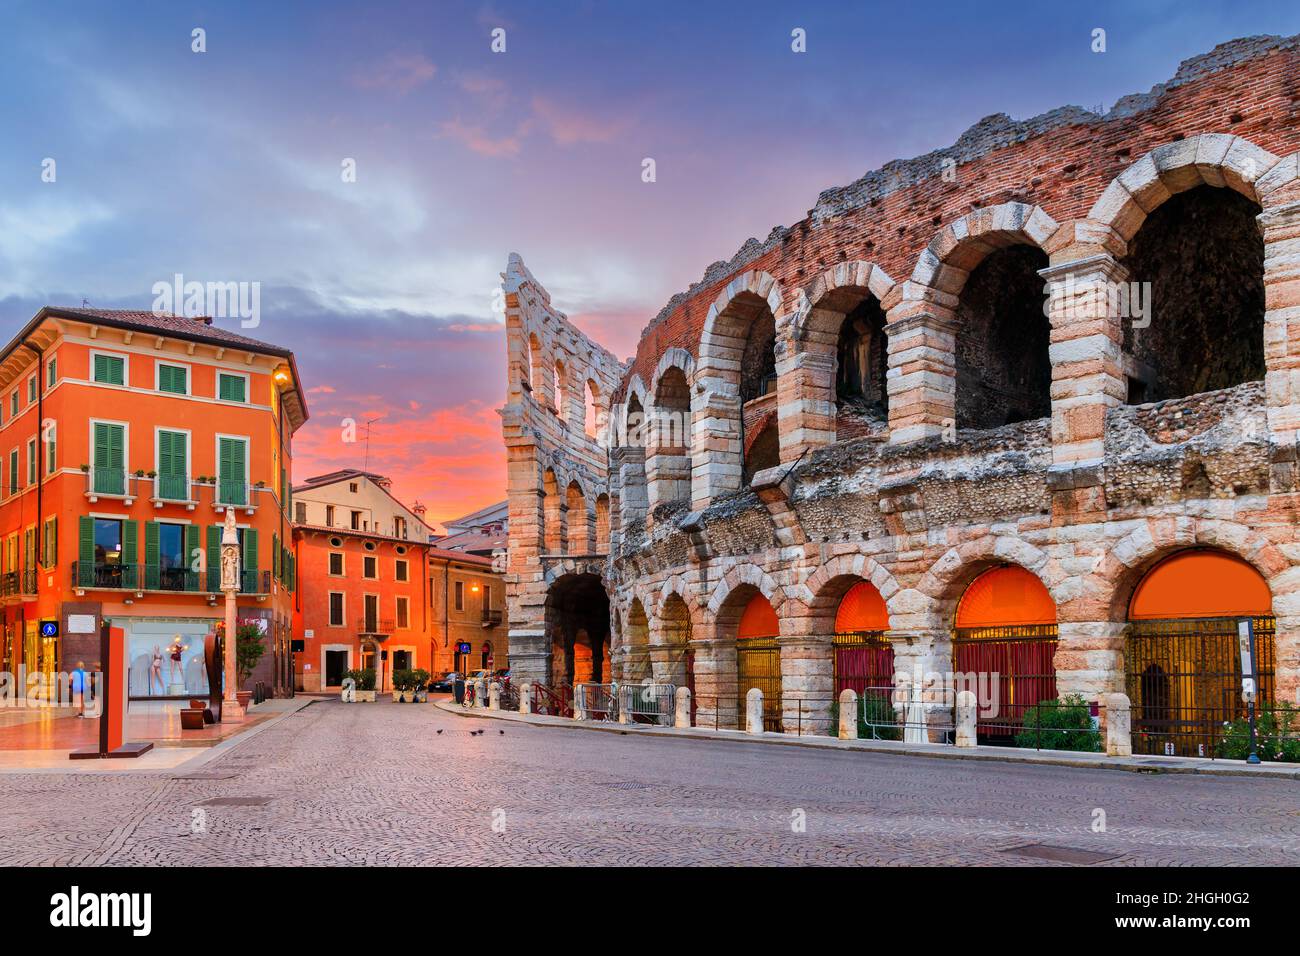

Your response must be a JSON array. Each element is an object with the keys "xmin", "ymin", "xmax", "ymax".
[
  {"xmin": 649, "ymin": 347, "xmax": 696, "ymax": 396},
  {"xmin": 594, "ymin": 493, "xmax": 610, "ymax": 551},
  {"xmin": 541, "ymin": 467, "xmax": 564, "ymax": 554},
  {"xmin": 1087, "ymin": 134, "xmax": 1279, "ymax": 243},
  {"xmin": 621, "ymin": 374, "xmax": 647, "ymax": 448},
  {"xmin": 910, "ymin": 202, "xmax": 1059, "ymax": 298},
  {"xmin": 647, "ymin": 349, "xmax": 695, "ymax": 507},
  {"xmin": 793, "ymin": 552, "xmax": 901, "ymax": 626},
  {"xmin": 623, "ymin": 596, "xmax": 651, "ymax": 681},
  {"xmin": 565, "ymin": 479, "xmax": 589, "ymax": 553},
  {"xmin": 706, "ymin": 562, "xmax": 787, "ymax": 624},
  {"xmin": 916, "ymin": 535, "xmax": 1053, "ymax": 625}
]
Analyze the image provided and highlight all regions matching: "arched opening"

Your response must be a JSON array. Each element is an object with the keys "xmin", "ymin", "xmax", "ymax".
[
  {"xmin": 624, "ymin": 392, "xmax": 645, "ymax": 448},
  {"xmin": 735, "ymin": 592, "xmax": 782, "ymax": 731},
  {"xmin": 650, "ymin": 366, "xmax": 692, "ymax": 504},
  {"xmin": 624, "ymin": 598, "xmax": 650, "ymax": 681},
  {"xmin": 594, "ymin": 493, "xmax": 610, "ymax": 552},
  {"xmin": 553, "ymin": 359, "xmax": 568, "ymax": 421},
  {"xmin": 953, "ymin": 565, "xmax": 1058, "ymax": 745},
  {"xmin": 832, "ymin": 579, "xmax": 896, "ymax": 740},
  {"xmin": 542, "ymin": 468, "xmax": 563, "ymax": 553},
  {"xmin": 528, "ymin": 332, "xmax": 544, "ymax": 396},
  {"xmin": 743, "ymin": 416, "xmax": 780, "ymax": 483},
  {"xmin": 707, "ymin": 288, "xmax": 780, "ymax": 491},
  {"xmin": 584, "ymin": 378, "xmax": 602, "ymax": 439},
  {"xmin": 657, "ymin": 593, "xmax": 694, "ymax": 694},
  {"xmin": 954, "ymin": 245, "xmax": 1051, "ymax": 429},
  {"xmin": 1121, "ymin": 185, "xmax": 1264, "ymax": 404},
  {"xmin": 544, "ymin": 572, "xmax": 611, "ymax": 701},
  {"xmin": 741, "ymin": 308, "xmax": 777, "ymax": 404},
  {"xmin": 1125, "ymin": 549, "xmax": 1275, "ymax": 757},
  {"xmin": 833, "ymin": 292, "xmax": 888, "ymax": 434},
  {"xmin": 565, "ymin": 481, "xmax": 587, "ymax": 553}
]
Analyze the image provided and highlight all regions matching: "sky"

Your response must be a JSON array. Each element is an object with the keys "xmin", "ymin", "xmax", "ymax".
[{"xmin": 2, "ymin": 1, "xmax": 1298, "ymax": 529}]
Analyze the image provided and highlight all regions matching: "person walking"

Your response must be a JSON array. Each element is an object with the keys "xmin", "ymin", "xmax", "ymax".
[{"xmin": 71, "ymin": 661, "xmax": 88, "ymax": 717}]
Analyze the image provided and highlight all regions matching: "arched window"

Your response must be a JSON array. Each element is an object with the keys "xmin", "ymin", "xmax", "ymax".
[
  {"xmin": 585, "ymin": 378, "xmax": 601, "ymax": 439},
  {"xmin": 553, "ymin": 359, "xmax": 568, "ymax": 420},
  {"xmin": 650, "ymin": 366, "xmax": 692, "ymax": 504},
  {"xmin": 565, "ymin": 481, "xmax": 587, "ymax": 552}
]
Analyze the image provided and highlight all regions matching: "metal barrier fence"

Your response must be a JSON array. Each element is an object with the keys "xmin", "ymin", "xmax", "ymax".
[
  {"xmin": 573, "ymin": 683, "xmax": 617, "ymax": 721},
  {"xmin": 616, "ymin": 682, "xmax": 675, "ymax": 724}
]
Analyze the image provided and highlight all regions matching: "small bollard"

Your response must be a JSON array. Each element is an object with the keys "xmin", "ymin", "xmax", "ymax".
[
  {"xmin": 1105, "ymin": 692, "xmax": 1132, "ymax": 757},
  {"xmin": 488, "ymin": 681, "xmax": 501, "ymax": 711},
  {"xmin": 618, "ymin": 685, "xmax": 633, "ymax": 724},
  {"xmin": 573, "ymin": 683, "xmax": 588, "ymax": 721},
  {"xmin": 474, "ymin": 678, "xmax": 486, "ymax": 709},
  {"xmin": 955, "ymin": 690, "xmax": 977, "ymax": 748},
  {"xmin": 519, "ymin": 683, "xmax": 532, "ymax": 714},
  {"xmin": 674, "ymin": 686, "xmax": 692, "ymax": 728},
  {"xmin": 838, "ymin": 688, "xmax": 858, "ymax": 739},
  {"xmin": 745, "ymin": 687, "xmax": 764, "ymax": 734}
]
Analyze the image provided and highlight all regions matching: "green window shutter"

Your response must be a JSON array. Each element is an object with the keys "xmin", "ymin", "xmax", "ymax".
[
  {"xmin": 78, "ymin": 516, "xmax": 94, "ymax": 586},
  {"xmin": 50, "ymin": 516, "xmax": 57, "ymax": 566},
  {"xmin": 272, "ymin": 532, "xmax": 280, "ymax": 579},
  {"xmin": 185, "ymin": 524, "xmax": 200, "ymax": 589},
  {"xmin": 8, "ymin": 452, "xmax": 16, "ymax": 494},
  {"xmin": 144, "ymin": 521, "xmax": 159, "ymax": 589},
  {"xmin": 206, "ymin": 525, "xmax": 220, "ymax": 591},
  {"xmin": 94, "ymin": 354, "xmax": 124, "ymax": 385},
  {"xmin": 159, "ymin": 364, "xmax": 187, "ymax": 394},
  {"xmin": 47, "ymin": 356, "xmax": 56, "ymax": 389},
  {"xmin": 218, "ymin": 438, "xmax": 246, "ymax": 505},
  {"xmin": 219, "ymin": 374, "xmax": 246, "ymax": 402},
  {"xmin": 243, "ymin": 527, "xmax": 258, "ymax": 573},
  {"xmin": 46, "ymin": 432, "xmax": 55, "ymax": 474},
  {"xmin": 122, "ymin": 520, "xmax": 137, "ymax": 588}
]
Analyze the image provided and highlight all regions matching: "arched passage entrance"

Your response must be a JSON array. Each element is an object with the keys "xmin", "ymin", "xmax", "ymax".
[
  {"xmin": 544, "ymin": 572, "xmax": 611, "ymax": 693},
  {"xmin": 736, "ymin": 593, "xmax": 782, "ymax": 731},
  {"xmin": 953, "ymin": 566, "xmax": 1058, "ymax": 743},
  {"xmin": 1125, "ymin": 549, "xmax": 1275, "ymax": 757},
  {"xmin": 832, "ymin": 581, "xmax": 892, "ymax": 695}
]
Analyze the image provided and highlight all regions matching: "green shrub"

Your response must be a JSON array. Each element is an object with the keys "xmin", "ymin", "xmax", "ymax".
[
  {"xmin": 343, "ymin": 667, "xmax": 376, "ymax": 691},
  {"xmin": 1014, "ymin": 694, "xmax": 1101, "ymax": 752},
  {"xmin": 829, "ymin": 692, "xmax": 903, "ymax": 741},
  {"xmin": 1215, "ymin": 703, "xmax": 1300, "ymax": 762}
]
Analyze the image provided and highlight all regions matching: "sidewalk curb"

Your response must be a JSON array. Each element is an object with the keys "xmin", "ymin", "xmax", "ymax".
[
  {"xmin": 433, "ymin": 701, "xmax": 1300, "ymax": 780},
  {"xmin": 169, "ymin": 696, "xmax": 318, "ymax": 775}
]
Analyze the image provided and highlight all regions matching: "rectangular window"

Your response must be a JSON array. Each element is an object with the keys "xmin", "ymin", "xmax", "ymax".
[
  {"xmin": 8, "ymin": 448, "xmax": 18, "ymax": 496},
  {"xmin": 157, "ymin": 363, "xmax": 188, "ymax": 394},
  {"xmin": 395, "ymin": 559, "xmax": 408, "ymax": 582},
  {"xmin": 9, "ymin": 392, "xmax": 17, "ymax": 417},
  {"xmin": 157, "ymin": 430, "xmax": 188, "ymax": 500},
  {"xmin": 42, "ymin": 516, "xmax": 57, "ymax": 567},
  {"xmin": 328, "ymin": 552, "xmax": 343, "ymax": 576},
  {"xmin": 46, "ymin": 430, "xmax": 55, "ymax": 474},
  {"xmin": 484, "ymin": 584, "xmax": 492, "ymax": 609},
  {"xmin": 396, "ymin": 596, "xmax": 410, "ymax": 630},
  {"xmin": 27, "ymin": 376, "xmax": 36, "ymax": 404},
  {"xmin": 158, "ymin": 522, "xmax": 186, "ymax": 589},
  {"xmin": 294, "ymin": 501, "xmax": 306, "ymax": 523},
  {"xmin": 217, "ymin": 372, "xmax": 247, "ymax": 403},
  {"xmin": 92, "ymin": 353, "xmax": 125, "ymax": 386},
  {"xmin": 325, "ymin": 505, "xmax": 335, "ymax": 526},
  {"xmin": 350, "ymin": 510, "xmax": 361, "ymax": 530},
  {"xmin": 454, "ymin": 580, "xmax": 464, "ymax": 611},
  {"xmin": 26, "ymin": 438, "xmax": 36, "ymax": 485},
  {"xmin": 92, "ymin": 422, "xmax": 125, "ymax": 495},
  {"xmin": 46, "ymin": 356, "xmax": 57, "ymax": 390},
  {"xmin": 363, "ymin": 555, "xmax": 377, "ymax": 579},
  {"xmin": 217, "ymin": 436, "xmax": 247, "ymax": 505},
  {"xmin": 328, "ymin": 592, "xmax": 344, "ymax": 627}
]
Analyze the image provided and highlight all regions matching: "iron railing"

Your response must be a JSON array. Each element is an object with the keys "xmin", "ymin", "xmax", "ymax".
[
  {"xmin": 90, "ymin": 467, "xmax": 126, "ymax": 496},
  {"xmin": 617, "ymin": 682, "xmax": 676, "ymax": 724},
  {"xmin": 74, "ymin": 562, "xmax": 268, "ymax": 594},
  {"xmin": 216, "ymin": 478, "xmax": 248, "ymax": 507},
  {"xmin": 356, "ymin": 617, "xmax": 394, "ymax": 636},
  {"xmin": 530, "ymin": 682, "xmax": 573, "ymax": 718},
  {"xmin": 737, "ymin": 635, "xmax": 782, "ymax": 731},
  {"xmin": 154, "ymin": 474, "xmax": 190, "ymax": 501},
  {"xmin": 952, "ymin": 624, "xmax": 1059, "ymax": 741},
  {"xmin": 481, "ymin": 608, "xmax": 502, "ymax": 627}
]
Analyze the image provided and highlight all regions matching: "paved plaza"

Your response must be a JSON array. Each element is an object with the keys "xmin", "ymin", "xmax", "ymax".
[{"xmin": 1, "ymin": 698, "xmax": 1296, "ymax": 866}]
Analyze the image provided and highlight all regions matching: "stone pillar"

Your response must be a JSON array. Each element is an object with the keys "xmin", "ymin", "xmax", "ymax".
[
  {"xmin": 837, "ymin": 688, "xmax": 858, "ymax": 739},
  {"xmin": 617, "ymin": 683, "xmax": 632, "ymax": 724},
  {"xmin": 778, "ymin": 634, "xmax": 833, "ymax": 736},
  {"xmin": 1104, "ymin": 692, "xmax": 1132, "ymax": 757},
  {"xmin": 1054, "ymin": 620, "xmax": 1126, "ymax": 701},
  {"xmin": 954, "ymin": 690, "xmax": 977, "ymax": 748},
  {"xmin": 1040, "ymin": 254, "xmax": 1129, "ymax": 468},
  {"xmin": 488, "ymin": 681, "xmax": 501, "ymax": 710},
  {"xmin": 887, "ymin": 627, "xmax": 954, "ymax": 742},
  {"xmin": 775, "ymin": 342, "xmax": 835, "ymax": 461},
  {"xmin": 504, "ymin": 628, "xmax": 549, "ymax": 688},
  {"xmin": 474, "ymin": 677, "xmax": 486, "ymax": 709},
  {"xmin": 674, "ymin": 686, "xmax": 692, "ymax": 727},
  {"xmin": 689, "ymin": 638, "xmax": 737, "ymax": 729},
  {"xmin": 745, "ymin": 687, "xmax": 764, "ymax": 734},
  {"xmin": 519, "ymin": 683, "xmax": 532, "ymax": 714},
  {"xmin": 1260, "ymin": 196, "xmax": 1300, "ymax": 489},
  {"xmin": 884, "ymin": 309, "xmax": 958, "ymax": 444},
  {"xmin": 691, "ymin": 389, "xmax": 742, "ymax": 508},
  {"xmin": 611, "ymin": 446, "xmax": 647, "ymax": 531}
]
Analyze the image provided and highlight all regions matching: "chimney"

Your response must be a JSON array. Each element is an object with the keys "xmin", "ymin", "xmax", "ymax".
[{"xmin": 413, "ymin": 501, "xmax": 427, "ymax": 517}]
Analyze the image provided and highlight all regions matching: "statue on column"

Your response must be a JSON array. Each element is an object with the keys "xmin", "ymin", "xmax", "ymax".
[{"xmin": 220, "ymin": 507, "xmax": 245, "ymax": 720}]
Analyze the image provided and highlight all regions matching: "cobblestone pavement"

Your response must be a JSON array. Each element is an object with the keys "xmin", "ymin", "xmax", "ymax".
[{"xmin": 2, "ymin": 698, "xmax": 1297, "ymax": 866}]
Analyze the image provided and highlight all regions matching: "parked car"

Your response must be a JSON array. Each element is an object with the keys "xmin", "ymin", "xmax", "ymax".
[
  {"xmin": 467, "ymin": 669, "xmax": 492, "ymax": 684},
  {"xmin": 492, "ymin": 667, "xmax": 512, "ymax": 683},
  {"xmin": 429, "ymin": 671, "xmax": 460, "ymax": 693}
]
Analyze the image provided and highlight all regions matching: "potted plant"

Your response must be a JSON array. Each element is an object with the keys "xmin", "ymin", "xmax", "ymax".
[
  {"xmin": 353, "ymin": 667, "xmax": 377, "ymax": 702},
  {"xmin": 146, "ymin": 469, "xmax": 157, "ymax": 479},
  {"xmin": 410, "ymin": 668, "xmax": 430, "ymax": 703},
  {"xmin": 391, "ymin": 668, "xmax": 410, "ymax": 703},
  {"xmin": 134, "ymin": 468, "xmax": 145, "ymax": 478},
  {"xmin": 233, "ymin": 622, "xmax": 266, "ymax": 712},
  {"xmin": 79, "ymin": 463, "xmax": 90, "ymax": 472}
]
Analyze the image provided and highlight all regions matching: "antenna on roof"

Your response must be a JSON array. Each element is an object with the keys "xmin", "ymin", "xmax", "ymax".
[
  {"xmin": 362, "ymin": 416, "xmax": 384, "ymax": 473},
  {"xmin": 81, "ymin": 298, "xmax": 90, "ymax": 307}
]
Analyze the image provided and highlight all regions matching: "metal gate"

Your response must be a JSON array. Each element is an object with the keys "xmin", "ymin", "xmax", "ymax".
[
  {"xmin": 833, "ymin": 631, "xmax": 894, "ymax": 696},
  {"xmin": 1125, "ymin": 616, "xmax": 1276, "ymax": 757},
  {"xmin": 737, "ymin": 636, "xmax": 782, "ymax": 731},
  {"xmin": 952, "ymin": 624, "xmax": 1058, "ymax": 740}
]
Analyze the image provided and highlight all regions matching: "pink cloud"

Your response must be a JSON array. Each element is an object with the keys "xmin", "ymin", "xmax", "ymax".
[
  {"xmin": 529, "ymin": 95, "xmax": 623, "ymax": 145},
  {"xmin": 439, "ymin": 116, "xmax": 520, "ymax": 157},
  {"xmin": 352, "ymin": 52, "xmax": 436, "ymax": 94}
]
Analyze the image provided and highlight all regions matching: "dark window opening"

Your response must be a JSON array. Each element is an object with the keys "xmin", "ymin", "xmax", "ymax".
[
  {"xmin": 740, "ymin": 309, "xmax": 777, "ymax": 404},
  {"xmin": 1123, "ymin": 185, "xmax": 1264, "ymax": 403},
  {"xmin": 744, "ymin": 420, "xmax": 781, "ymax": 483},
  {"xmin": 954, "ymin": 244, "xmax": 1052, "ymax": 429},
  {"xmin": 836, "ymin": 295, "xmax": 888, "ymax": 416}
]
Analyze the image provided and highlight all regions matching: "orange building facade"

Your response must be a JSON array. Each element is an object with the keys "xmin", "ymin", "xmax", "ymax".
[{"xmin": 0, "ymin": 307, "xmax": 307, "ymax": 700}]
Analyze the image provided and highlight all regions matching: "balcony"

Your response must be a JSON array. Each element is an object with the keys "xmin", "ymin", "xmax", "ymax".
[
  {"xmin": 356, "ymin": 617, "xmax": 394, "ymax": 637},
  {"xmin": 71, "ymin": 562, "xmax": 271, "ymax": 595},
  {"xmin": 84, "ymin": 467, "xmax": 135, "ymax": 504},
  {"xmin": 481, "ymin": 608, "xmax": 502, "ymax": 628},
  {"xmin": 150, "ymin": 474, "xmax": 197, "ymax": 510},
  {"xmin": 0, "ymin": 570, "xmax": 37, "ymax": 598},
  {"xmin": 214, "ymin": 478, "xmax": 256, "ymax": 513}
]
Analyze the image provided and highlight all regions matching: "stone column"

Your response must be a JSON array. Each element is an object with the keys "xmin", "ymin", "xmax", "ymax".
[
  {"xmin": 837, "ymin": 689, "xmax": 858, "ymax": 739},
  {"xmin": 689, "ymin": 638, "xmax": 736, "ymax": 729},
  {"xmin": 884, "ymin": 308, "xmax": 959, "ymax": 444},
  {"xmin": 778, "ymin": 633, "xmax": 833, "ymax": 736},
  {"xmin": 887, "ymin": 627, "xmax": 953, "ymax": 742},
  {"xmin": 1054, "ymin": 620, "xmax": 1127, "ymax": 701},
  {"xmin": 691, "ymin": 389, "xmax": 742, "ymax": 508},
  {"xmin": 219, "ymin": 508, "xmax": 244, "ymax": 721},
  {"xmin": 775, "ymin": 340, "xmax": 835, "ymax": 461},
  {"xmin": 1104, "ymin": 693, "xmax": 1132, "ymax": 757}
]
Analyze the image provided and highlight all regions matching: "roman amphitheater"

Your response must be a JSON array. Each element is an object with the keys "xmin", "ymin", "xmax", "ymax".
[{"xmin": 499, "ymin": 34, "xmax": 1300, "ymax": 755}]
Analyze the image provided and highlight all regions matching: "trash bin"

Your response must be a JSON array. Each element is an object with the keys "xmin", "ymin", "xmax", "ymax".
[{"xmin": 453, "ymin": 679, "xmax": 465, "ymax": 704}]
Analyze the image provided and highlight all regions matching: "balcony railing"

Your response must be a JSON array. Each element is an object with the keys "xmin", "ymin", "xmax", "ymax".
[
  {"xmin": 73, "ymin": 562, "xmax": 270, "ymax": 594},
  {"xmin": 356, "ymin": 617, "xmax": 394, "ymax": 636},
  {"xmin": 154, "ymin": 474, "xmax": 190, "ymax": 502},
  {"xmin": 216, "ymin": 478, "xmax": 248, "ymax": 507},
  {"xmin": 0, "ymin": 570, "xmax": 38, "ymax": 597},
  {"xmin": 481, "ymin": 608, "xmax": 502, "ymax": 628},
  {"xmin": 90, "ymin": 466, "xmax": 127, "ymax": 497}
]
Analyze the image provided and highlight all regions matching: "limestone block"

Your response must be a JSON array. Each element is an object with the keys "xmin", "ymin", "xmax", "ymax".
[
  {"xmin": 954, "ymin": 690, "xmax": 978, "ymax": 748},
  {"xmin": 745, "ymin": 687, "xmax": 764, "ymax": 734},
  {"xmin": 1104, "ymin": 693, "xmax": 1132, "ymax": 757},
  {"xmin": 838, "ymin": 689, "xmax": 858, "ymax": 739}
]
